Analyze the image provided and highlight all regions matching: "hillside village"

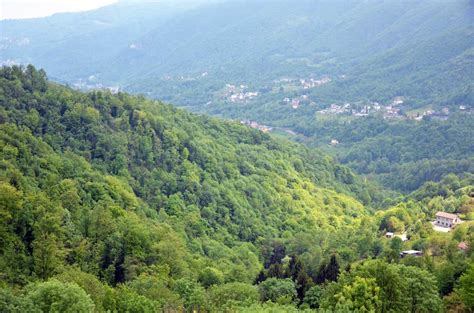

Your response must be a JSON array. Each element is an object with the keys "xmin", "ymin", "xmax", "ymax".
[
  {"xmin": 67, "ymin": 69, "xmax": 472, "ymax": 124},
  {"xmin": 291, "ymin": 96, "xmax": 470, "ymax": 121},
  {"xmin": 216, "ymin": 74, "xmax": 472, "ymax": 122},
  {"xmin": 221, "ymin": 84, "xmax": 259, "ymax": 103}
]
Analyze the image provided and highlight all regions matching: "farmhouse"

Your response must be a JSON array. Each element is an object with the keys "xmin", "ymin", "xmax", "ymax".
[{"xmin": 434, "ymin": 212, "xmax": 460, "ymax": 228}]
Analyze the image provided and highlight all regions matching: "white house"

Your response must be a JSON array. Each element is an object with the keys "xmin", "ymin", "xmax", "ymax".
[{"xmin": 435, "ymin": 212, "xmax": 460, "ymax": 228}]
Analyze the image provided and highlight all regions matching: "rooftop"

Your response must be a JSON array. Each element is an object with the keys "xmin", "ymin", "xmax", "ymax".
[
  {"xmin": 401, "ymin": 250, "xmax": 422, "ymax": 254},
  {"xmin": 435, "ymin": 212, "xmax": 457, "ymax": 219}
]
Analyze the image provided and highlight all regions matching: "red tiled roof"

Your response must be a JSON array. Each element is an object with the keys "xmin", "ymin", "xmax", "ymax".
[{"xmin": 435, "ymin": 212, "xmax": 457, "ymax": 219}]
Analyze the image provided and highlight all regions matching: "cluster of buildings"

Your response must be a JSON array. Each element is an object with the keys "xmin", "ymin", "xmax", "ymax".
[
  {"xmin": 72, "ymin": 79, "xmax": 121, "ymax": 94},
  {"xmin": 0, "ymin": 36, "xmax": 30, "ymax": 50},
  {"xmin": 223, "ymin": 84, "xmax": 259, "ymax": 103},
  {"xmin": 318, "ymin": 97, "xmax": 471, "ymax": 121},
  {"xmin": 317, "ymin": 103, "xmax": 352, "ymax": 115},
  {"xmin": 240, "ymin": 120, "xmax": 272, "ymax": 132},
  {"xmin": 273, "ymin": 75, "xmax": 332, "ymax": 92},
  {"xmin": 317, "ymin": 101, "xmax": 385, "ymax": 116},
  {"xmin": 283, "ymin": 95, "xmax": 311, "ymax": 109},
  {"xmin": 314, "ymin": 97, "xmax": 407, "ymax": 119},
  {"xmin": 413, "ymin": 107, "xmax": 450, "ymax": 121},
  {"xmin": 300, "ymin": 77, "xmax": 331, "ymax": 89},
  {"xmin": 160, "ymin": 71, "xmax": 209, "ymax": 82}
]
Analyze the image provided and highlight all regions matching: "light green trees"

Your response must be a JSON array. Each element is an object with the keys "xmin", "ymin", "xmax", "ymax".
[
  {"xmin": 458, "ymin": 264, "xmax": 474, "ymax": 310},
  {"xmin": 198, "ymin": 267, "xmax": 224, "ymax": 288},
  {"xmin": 319, "ymin": 260, "xmax": 442, "ymax": 313},
  {"xmin": 23, "ymin": 280, "xmax": 95, "ymax": 313},
  {"xmin": 208, "ymin": 282, "xmax": 259, "ymax": 308},
  {"xmin": 334, "ymin": 277, "xmax": 381, "ymax": 312}
]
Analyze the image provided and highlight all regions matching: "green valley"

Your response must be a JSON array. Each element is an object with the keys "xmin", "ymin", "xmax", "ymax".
[
  {"xmin": 0, "ymin": 0, "xmax": 473, "ymax": 311},
  {"xmin": 0, "ymin": 65, "xmax": 472, "ymax": 312}
]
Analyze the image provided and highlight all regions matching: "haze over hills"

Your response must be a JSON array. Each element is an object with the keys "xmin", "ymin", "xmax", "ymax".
[{"xmin": 1, "ymin": 0, "xmax": 472, "ymax": 108}]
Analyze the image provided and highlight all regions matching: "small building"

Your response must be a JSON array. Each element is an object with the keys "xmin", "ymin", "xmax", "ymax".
[
  {"xmin": 330, "ymin": 139, "xmax": 339, "ymax": 146},
  {"xmin": 400, "ymin": 250, "xmax": 422, "ymax": 258},
  {"xmin": 385, "ymin": 232, "xmax": 394, "ymax": 238},
  {"xmin": 435, "ymin": 212, "xmax": 460, "ymax": 228}
]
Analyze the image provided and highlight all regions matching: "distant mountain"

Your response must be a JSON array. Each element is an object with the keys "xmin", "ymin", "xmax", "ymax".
[{"xmin": 1, "ymin": 0, "xmax": 472, "ymax": 109}]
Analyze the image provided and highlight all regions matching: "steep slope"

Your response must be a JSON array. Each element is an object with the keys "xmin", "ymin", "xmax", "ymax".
[
  {"xmin": 0, "ymin": 66, "xmax": 386, "ymax": 308},
  {"xmin": 1, "ymin": 66, "xmax": 473, "ymax": 312}
]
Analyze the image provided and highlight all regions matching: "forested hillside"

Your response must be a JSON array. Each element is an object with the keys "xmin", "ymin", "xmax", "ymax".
[
  {"xmin": 0, "ymin": 66, "xmax": 371, "ymax": 311},
  {"xmin": 1, "ymin": 66, "xmax": 473, "ymax": 312},
  {"xmin": 2, "ymin": 0, "xmax": 472, "ymax": 195},
  {"xmin": 290, "ymin": 115, "xmax": 474, "ymax": 192}
]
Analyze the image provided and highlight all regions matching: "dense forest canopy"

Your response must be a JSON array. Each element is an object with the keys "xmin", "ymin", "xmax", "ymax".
[
  {"xmin": 0, "ymin": 66, "xmax": 473, "ymax": 312},
  {"xmin": 291, "ymin": 115, "xmax": 474, "ymax": 192},
  {"xmin": 1, "ymin": 0, "xmax": 473, "ymax": 310}
]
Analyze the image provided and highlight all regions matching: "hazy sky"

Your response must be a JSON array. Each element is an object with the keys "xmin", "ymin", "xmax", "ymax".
[{"xmin": 1, "ymin": 0, "xmax": 118, "ymax": 20}]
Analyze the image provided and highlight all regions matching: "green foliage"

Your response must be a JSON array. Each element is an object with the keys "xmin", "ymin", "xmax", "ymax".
[
  {"xmin": 128, "ymin": 272, "xmax": 182, "ymax": 310},
  {"xmin": 3, "ymin": 0, "xmax": 471, "ymax": 116},
  {"xmin": 54, "ymin": 267, "xmax": 112, "ymax": 312},
  {"xmin": 232, "ymin": 301, "xmax": 311, "ymax": 313},
  {"xmin": 0, "ymin": 288, "xmax": 36, "ymax": 313},
  {"xmin": 0, "ymin": 65, "xmax": 372, "ymax": 290},
  {"xmin": 173, "ymin": 278, "xmax": 208, "ymax": 311},
  {"xmin": 198, "ymin": 267, "xmax": 224, "ymax": 288},
  {"xmin": 258, "ymin": 278, "xmax": 297, "ymax": 304},
  {"xmin": 458, "ymin": 264, "xmax": 474, "ymax": 310},
  {"xmin": 0, "ymin": 65, "xmax": 472, "ymax": 312},
  {"xmin": 2, "ymin": 1, "xmax": 472, "ymax": 198},
  {"xmin": 315, "ymin": 254, "xmax": 340, "ymax": 284},
  {"xmin": 208, "ymin": 282, "xmax": 259, "ymax": 309},
  {"xmin": 303, "ymin": 285, "xmax": 323, "ymax": 309},
  {"xmin": 296, "ymin": 115, "xmax": 474, "ymax": 193},
  {"xmin": 400, "ymin": 266, "xmax": 442, "ymax": 313},
  {"xmin": 23, "ymin": 280, "xmax": 95, "ymax": 313},
  {"xmin": 114, "ymin": 285, "xmax": 160, "ymax": 313},
  {"xmin": 320, "ymin": 260, "xmax": 443, "ymax": 313},
  {"xmin": 334, "ymin": 277, "xmax": 381, "ymax": 312}
]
